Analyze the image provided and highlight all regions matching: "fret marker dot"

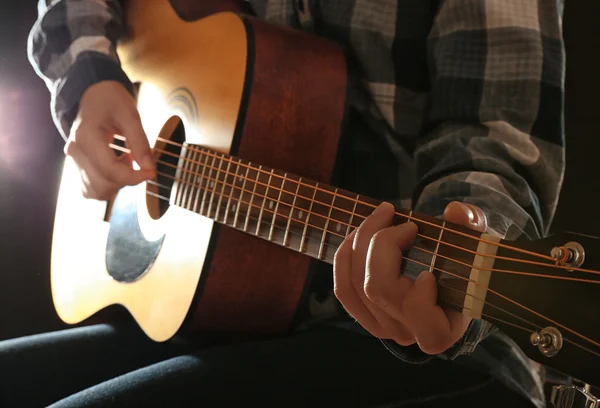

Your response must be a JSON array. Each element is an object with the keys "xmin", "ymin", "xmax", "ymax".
[
  {"xmin": 209, "ymin": 181, "xmax": 214, "ymax": 188},
  {"xmin": 231, "ymin": 203, "xmax": 236, "ymax": 212},
  {"xmin": 298, "ymin": 211, "xmax": 304, "ymax": 219},
  {"xmin": 335, "ymin": 223, "xmax": 341, "ymax": 233},
  {"xmin": 195, "ymin": 176, "xmax": 201, "ymax": 183},
  {"xmin": 239, "ymin": 177, "xmax": 243, "ymax": 183},
  {"xmin": 268, "ymin": 200, "xmax": 274, "ymax": 210}
]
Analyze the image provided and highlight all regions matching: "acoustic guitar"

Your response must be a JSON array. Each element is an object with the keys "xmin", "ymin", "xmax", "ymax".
[{"xmin": 50, "ymin": 0, "xmax": 600, "ymax": 404}]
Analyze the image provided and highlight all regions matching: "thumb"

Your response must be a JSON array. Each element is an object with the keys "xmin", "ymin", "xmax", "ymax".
[
  {"xmin": 116, "ymin": 109, "xmax": 155, "ymax": 173},
  {"xmin": 443, "ymin": 201, "xmax": 487, "ymax": 232}
]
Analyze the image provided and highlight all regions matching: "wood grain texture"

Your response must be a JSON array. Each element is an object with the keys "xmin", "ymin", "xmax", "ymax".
[{"xmin": 188, "ymin": 15, "xmax": 348, "ymax": 335}]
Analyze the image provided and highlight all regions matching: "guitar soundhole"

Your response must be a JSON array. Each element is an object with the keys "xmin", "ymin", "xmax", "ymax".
[
  {"xmin": 146, "ymin": 117, "xmax": 186, "ymax": 220},
  {"xmin": 105, "ymin": 117, "xmax": 186, "ymax": 284}
]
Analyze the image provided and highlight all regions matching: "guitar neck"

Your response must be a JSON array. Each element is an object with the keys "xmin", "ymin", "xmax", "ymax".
[{"xmin": 170, "ymin": 143, "xmax": 497, "ymax": 316}]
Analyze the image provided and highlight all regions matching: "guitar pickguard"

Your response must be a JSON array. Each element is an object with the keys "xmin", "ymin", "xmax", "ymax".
[{"xmin": 105, "ymin": 186, "xmax": 165, "ymax": 283}]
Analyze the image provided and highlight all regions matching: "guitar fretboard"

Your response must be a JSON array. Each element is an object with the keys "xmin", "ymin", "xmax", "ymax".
[{"xmin": 170, "ymin": 144, "xmax": 491, "ymax": 314}]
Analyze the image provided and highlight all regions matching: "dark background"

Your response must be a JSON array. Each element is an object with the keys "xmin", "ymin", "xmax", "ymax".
[{"xmin": 0, "ymin": 1, "xmax": 598, "ymax": 341}]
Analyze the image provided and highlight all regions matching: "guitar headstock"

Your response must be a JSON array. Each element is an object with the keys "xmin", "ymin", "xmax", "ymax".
[{"xmin": 482, "ymin": 230, "xmax": 600, "ymax": 387}]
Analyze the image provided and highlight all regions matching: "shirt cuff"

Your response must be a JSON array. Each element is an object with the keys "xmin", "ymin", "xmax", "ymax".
[
  {"xmin": 380, "ymin": 318, "xmax": 496, "ymax": 364},
  {"xmin": 53, "ymin": 51, "xmax": 134, "ymax": 139}
]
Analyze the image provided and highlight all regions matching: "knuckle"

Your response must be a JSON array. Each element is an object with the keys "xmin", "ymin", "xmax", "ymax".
[
  {"xmin": 419, "ymin": 336, "xmax": 451, "ymax": 356},
  {"xmin": 364, "ymin": 280, "xmax": 384, "ymax": 304}
]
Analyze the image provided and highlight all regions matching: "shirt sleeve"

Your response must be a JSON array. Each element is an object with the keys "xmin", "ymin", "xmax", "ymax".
[
  {"xmin": 383, "ymin": 0, "xmax": 566, "ymax": 363},
  {"xmin": 28, "ymin": 0, "xmax": 133, "ymax": 140}
]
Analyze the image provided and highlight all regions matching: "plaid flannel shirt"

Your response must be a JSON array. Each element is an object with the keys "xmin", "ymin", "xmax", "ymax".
[{"xmin": 28, "ymin": 0, "xmax": 566, "ymax": 406}]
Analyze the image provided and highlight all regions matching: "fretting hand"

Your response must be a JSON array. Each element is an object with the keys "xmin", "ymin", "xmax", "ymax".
[{"xmin": 333, "ymin": 201, "xmax": 488, "ymax": 354}]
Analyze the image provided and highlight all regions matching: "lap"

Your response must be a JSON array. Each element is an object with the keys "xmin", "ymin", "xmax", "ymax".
[{"xmin": 0, "ymin": 322, "xmax": 534, "ymax": 407}]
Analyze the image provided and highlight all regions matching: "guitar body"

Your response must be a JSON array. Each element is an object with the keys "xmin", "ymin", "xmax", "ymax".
[{"xmin": 50, "ymin": 0, "xmax": 348, "ymax": 342}]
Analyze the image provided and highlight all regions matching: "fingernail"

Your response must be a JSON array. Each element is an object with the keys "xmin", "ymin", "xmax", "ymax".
[{"xmin": 463, "ymin": 203, "xmax": 477, "ymax": 224}]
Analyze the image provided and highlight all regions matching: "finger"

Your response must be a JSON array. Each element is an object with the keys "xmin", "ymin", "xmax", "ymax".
[
  {"xmin": 443, "ymin": 201, "xmax": 487, "ymax": 232},
  {"xmin": 351, "ymin": 202, "xmax": 396, "ymax": 292},
  {"xmin": 80, "ymin": 125, "xmax": 151, "ymax": 187},
  {"xmin": 351, "ymin": 203, "xmax": 416, "ymax": 344},
  {"xmin": 363, "ymin": 223, "xmax": 420, "ymax": 345},
  {"xmin": 66, "ymin": 142, "xmax": 119, "ymax": 200},
  {"xmin": 333, "ymin": 228, "xmax": 383, "ymax": 336},
  {"xmin": 364, "ymin": 222, "xmax": 418, "ymax": 319},
  {"xmin": 115, "ymin": 108, "xmax": 155, "ymax": 173},
  {"xmin": 402, "ymin": 272, "xmax": 471, "ymax": 355}
]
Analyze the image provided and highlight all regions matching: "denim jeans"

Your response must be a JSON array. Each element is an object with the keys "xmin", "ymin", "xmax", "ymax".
[{"xmin": 0, "ymin": 322, "xmax": 534, "ymax": 407}]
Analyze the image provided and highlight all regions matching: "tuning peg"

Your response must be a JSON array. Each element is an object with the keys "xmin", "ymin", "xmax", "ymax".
[
  {"xmin": 551, "ymin": 241, "xmax": 585, "ymax": 271},
  {"xmin": 530, "ymin": 326, "xmax": 563, "ymax": 357}
]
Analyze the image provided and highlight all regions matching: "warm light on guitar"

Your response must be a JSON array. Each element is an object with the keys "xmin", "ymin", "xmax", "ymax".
[{"xmin": 48, "ymin": 2, "xmax": 600, "ymax": 407}]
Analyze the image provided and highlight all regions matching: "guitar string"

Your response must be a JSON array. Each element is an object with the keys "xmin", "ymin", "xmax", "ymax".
[
  {"xmin": 117, "ymin": 134, "xmax": 560, "ymax": 263},
  {"xmin": 148, "ymin": 170, "xmax": 600, "ymax": 286},
  {"xmin": 156, "ymin": 138, "xmax": 558, "ymax": 262},
  {"xmin": 151, "ymin": 138, "xmax": 600, "ymax": 272},
  {"xmin": 111, "ymin": 141, "xmax": 600, "ymax": 279},
  {"xmin": 437, "ymin": 283, "xmax": 541, "ymax": 331},
  {"xmin": 109, "ymin": 142, "xmax": 600, "ymax": 356},
  {"xmin": 112, "ymin": 145, "xmax": 600, "ymax": 350},
  {"xmin": 147, "ymin": 173, "xmax": 600, "ymax": 287},
  {"xmin": 160, "ymin": 138, "xmax": 600, "ymax": 275},
  {"xmin": 444, "ymin": 297, "xmax": 600, "ymax": 359},
  {"xmin": 141, "ymin": 176, "xmax": 600, "ymax": 352},
  {"xmin": 114, "ymin": 142, "xmax": 600, "ymax": 282}
]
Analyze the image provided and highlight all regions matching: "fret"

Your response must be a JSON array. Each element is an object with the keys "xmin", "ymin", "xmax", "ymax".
[
  {"xmin": 430, "ymin": 221, "xmax": 445, "ymax": 273},
  {"xmin": 346, "ymin": 194, "xmax": 360, "ymax": 235},
  {"xmin": 352, "ymin": 198, "xmax": 379, "ymax": 227},
  {"xmin": 182, "ymin": 147, "xmax": 197, "ymax": 210},
  {"xmin": 208, "ymin": 153, "xmax": 227, "ymax": 221},
  {"xmin": 299, "ymin": 183, "xmax": 319, "ymax": 253},
  {"xmin": 224, "ymin": 159, "xmax": 241, "ymax": 225},
  {"xmin": 259, "ymin": 169, "xmax": 281, "ymax": 241},
  {"xmin": 214, "ymin": 154, "xmax": 231, "ymax": 223},
  {"xmin": 174, "ymin": 146, "xmax": 189, "ymax": 207},
  {"xmin": 244, "ymin": 165, "xmax": 261, "ymax": 232},
  {"xmin": 402, "ymin": 216, "xmax": 445, "ymax": 281},
  {"xmin": 234, "ymin": 161, "xmax": 251, "ymax": 228},
  {"xmin": 255, "ymin": 168, "xmax": 272, "ymax": 237},
  {"xmin": 185, "ymin": 148, "xmax": 201, "ymax": 211},
  {"xmin": 192, "ymin": 149, "xmax": 208, "ymax": 213},
  {"xmin": 199, "ymin": 154, "xmax": 217, "ymax": 216},
  {"xmin": 206, "ymin": 154, "xmax": 221, "ymax": 218},
  {"xmin": 269, "ymin": 172, "xmax": 287, "ymax": 242},
  {"xmin": 284, "ymin": 177, "xmax": 302, "ymax": 247},
  {"xmin": 319, "ymin": 188, "xmax": 337, "ymax": 260}
]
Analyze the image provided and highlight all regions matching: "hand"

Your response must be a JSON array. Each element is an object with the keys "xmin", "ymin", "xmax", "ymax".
[
  {"xmin": 64, "ymin": 81, "xmax": 156, "ymax": 200},
  {"xmin": 333, "ymin": 201, "xmax": 488, "ymax": 355}
]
